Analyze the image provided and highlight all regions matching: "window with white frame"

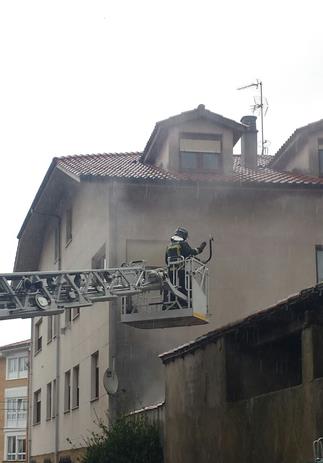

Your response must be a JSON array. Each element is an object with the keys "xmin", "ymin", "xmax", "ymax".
[
  {"xmin": 6, "ymin": 355, "xmax": 28, "ymax": 380},
  {"xmin": 7, "ymin": 435, "xmax": 26, "ymax": 461},
  {"xmin": 179, "ymin": 133, "xmax": 223, "ymax": 171},
  {"xmin": 6, "ymin": 398, "xmax": 27, "ymax": 427}
]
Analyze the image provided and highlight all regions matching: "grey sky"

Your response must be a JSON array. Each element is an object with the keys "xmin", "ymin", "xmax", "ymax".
[{"xmin": 0, "ymin": 0, "xmax": 322, "ymax": 344}]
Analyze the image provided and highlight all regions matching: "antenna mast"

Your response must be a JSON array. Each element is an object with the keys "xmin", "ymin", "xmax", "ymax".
[{"xmin": 237, "ymin": 79, "xmax": 268, "ymax": 155}]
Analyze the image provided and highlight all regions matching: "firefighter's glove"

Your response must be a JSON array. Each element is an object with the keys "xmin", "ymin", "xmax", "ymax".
[{"xmin": 199, "ymin": 241, "xmax": 207, "ymax": 253}]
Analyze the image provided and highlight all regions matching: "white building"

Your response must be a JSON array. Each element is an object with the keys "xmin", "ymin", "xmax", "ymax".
[
  {"xmin": 0, "ymin": 340, "xmax": 29, "ymax": 463},
  {"xmin": 13, "ymin": 105, "xmax": 323, "ymax": 462}
]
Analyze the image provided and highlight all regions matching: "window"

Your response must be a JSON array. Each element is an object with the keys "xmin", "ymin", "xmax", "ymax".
[
  {"xmin": 64, "ymin": 370, "xmax": 71, "ymax": 412},
  {"xmin": 46, "ymin": 382, "xmax": 52, "ymax": 420},
  {"xmin": 92, "ymin": 245, "xmax": 106, "ymax": 269},
  {"xmin": 7, "ymin": 435, "xmax": 26, "ymax": 461},
  {"xmin": 7, "ymin": 355, "xmax": 28, "ymax": 380},
  {"xmin": 72, "ymin": 365, "xmax": 80, "ymax": 409},
  {"xmin": 53, "ymin": 315, "xmax": 58, "ymax": 338},
  {"xmin": 91, "ymin": 351, "xmax": 99, "ymax": 401},
  {"xmin": 35, "ymin": 318, "xmax": 42, "ymax": 354},
  {"xmin": 52, "ymin": 379, "xmax": 57, "ymax": 419},
  {"xmin": 54, "ymin": 224, "xmax": 60, "ymax": 263},
  {"xmin": 47, "ymin": 316, "xmax": 53, "ymax": 342},
  {"xmin": 316, "ymin": 246, "xmax": 323, "ymax": 283},
  {"xmin": 318, "ymin": 139, "xmax": 323, "ymax": 176},
  {"xmin": 33, "ymin": 389, "xmax": 41, "ymax": 424},
  {"xmin": 65, "ymin": 309, "xmax": 72, "ymax": 325},
  {"xmin": 72, "ymin": 307, "xmax": 80, "ymax": 320},
  {"xmin": 66, "ymin": 208, "xmax": 72, "ymax": 244},
  {"xmin": 6, "ymin": 398, "xmax": 27, "ymax": 427},
  {"xmin": 179, "ymin": 133, "xmax": 222, "ymax": 171}
]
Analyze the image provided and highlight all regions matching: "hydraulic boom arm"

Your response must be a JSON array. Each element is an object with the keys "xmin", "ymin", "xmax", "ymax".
[
  {"xmin": 0, "ymin": 263, "xmax": 164, "ymax": 320},
  {"xmin": 0, "ymin": 238, "xmax": 213, "ymax": 328}
]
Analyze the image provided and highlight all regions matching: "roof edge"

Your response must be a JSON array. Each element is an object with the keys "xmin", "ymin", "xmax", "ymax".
[
  {"xmin": 159, "ymin": 282, "xmax": 323, "ymax": 364},
  {"xmin": 17, "ymin": 158, "xmax": 59, "ymax": 239}
]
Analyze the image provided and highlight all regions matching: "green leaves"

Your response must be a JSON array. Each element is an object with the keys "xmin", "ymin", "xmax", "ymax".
[{"xmin": 82, "ymin": 417, "xmax": 163, "ymax": 463}]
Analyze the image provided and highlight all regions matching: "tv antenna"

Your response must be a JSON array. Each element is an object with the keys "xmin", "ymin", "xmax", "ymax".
[{"xmin": 237, "ymin": 79, "xmax": 269, "ymax": 155}]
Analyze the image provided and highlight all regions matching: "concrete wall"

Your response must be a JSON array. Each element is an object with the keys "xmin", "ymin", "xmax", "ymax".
[
  {"xmin": 110, "ymin": 181, "xmax": 323, "ymax": 410},
  {"xmin": 29, "ymin": 168, "xmax": 323, "ymax": 458},
  {"xmin": 163, "ymin": 325, "xmax": 323, "ymax": 463},
  {"xmin": 30, "ymin": 181, "xmax": 111, "ymax": 460}
]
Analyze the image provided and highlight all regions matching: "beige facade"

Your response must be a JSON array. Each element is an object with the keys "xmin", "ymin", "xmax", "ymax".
[
  {"xmin": 13, "ymin": 106, "xmax": 323, "ymax": 461},
  {"xmin": 0, "ymin": 341, "xmax": 29, "ymax": 463}
]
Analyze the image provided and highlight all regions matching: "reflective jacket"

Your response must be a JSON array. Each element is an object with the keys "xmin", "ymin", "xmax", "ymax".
[{"xmin": 165, "ymin": 236, "xmax": 199, "ymax": 264}]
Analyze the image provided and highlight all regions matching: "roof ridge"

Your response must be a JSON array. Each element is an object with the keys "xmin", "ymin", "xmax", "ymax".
[
  {"xmin": 57, "ymin": 151, "xmax": 142, "ymax": 161},
  {"xmin": 0, "ymin": 339, "xmax": 31, "ymax": 350}
]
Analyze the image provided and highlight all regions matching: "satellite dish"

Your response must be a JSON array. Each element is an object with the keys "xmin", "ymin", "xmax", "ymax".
[{"xmin": 103, "ymin": 365, "xmax": 119, "ymax": 395}]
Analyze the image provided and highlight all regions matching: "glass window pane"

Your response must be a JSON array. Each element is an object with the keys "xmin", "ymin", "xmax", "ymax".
[
  {"xmin": 202, "ymin": 154, "xmax": 221, "ymax": 170},
  {"xmin": 18, "ymin": 357, "xmax": 28, "ymax": 376},
  {"xmin": 17, "ymin": 437, "xmax": 26, "ymax": 460},
  {"xmin": 7, "ymin": 436, "xmax": 16, "ymax": 460},
  {"xmin": 7, "ymin": 398, "xmax": 17, "ymax": 424},
  {"xmin": 180, "ymin": 152, "xmax": 197, "ymax": 170},
  {"xmin": 8, "ymin": 358, "xmax": 18, "ymax": 378}
]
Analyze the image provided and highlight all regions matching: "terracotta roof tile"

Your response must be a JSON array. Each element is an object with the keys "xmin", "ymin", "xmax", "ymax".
[{"xmin": 56, "ymin": 152, "xmax": 323, "ymax": 187}]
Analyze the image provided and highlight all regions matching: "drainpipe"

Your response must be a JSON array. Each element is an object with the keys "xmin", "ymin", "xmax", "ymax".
[
  {"xmin": 108, "ymin": 182, "xmax": 118, "ymax": 422},
  {"xmin": 53, "ymin": 215, "xmax": 61, "ymax": 463}
]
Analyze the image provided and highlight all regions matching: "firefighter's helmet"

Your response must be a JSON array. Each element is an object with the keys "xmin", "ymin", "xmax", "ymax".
[{"xmin": 175, "ymin": 227, "xmax": 188, "ymax": 240}]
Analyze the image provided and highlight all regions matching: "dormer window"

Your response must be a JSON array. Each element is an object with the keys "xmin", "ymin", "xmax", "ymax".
[{"xmin": 179, "ymin": 133, "xmax": 222, "ymax": 171}]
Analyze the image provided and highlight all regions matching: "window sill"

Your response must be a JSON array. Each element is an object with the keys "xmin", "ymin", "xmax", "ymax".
[
  {"xmin": 90, "ymin": 396, "xmax": 99, "ymax": 403},
  {"xmin": 6, "ymin": 376, "xmax": 26, "ymax": 381},
  {"xmin": 72, "ymin": 405, "xmax": 79, "ymax": 411},
  {"xmin": 64, "ymin": 409, "xmax": 70, "ymax": 415},
  {"xmin": 47, "ymin": 338, "xmax": 53, "ymax": 345},
  {"xmin": 33, "ymin": 421, "xmax": 41, "ymax": 426},
  {"xmin": 72, "ymin": 313, "xmax": 80, "ymax": 321}
]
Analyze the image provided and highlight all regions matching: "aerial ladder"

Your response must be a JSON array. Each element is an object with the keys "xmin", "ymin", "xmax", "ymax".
[{"xmin": 0, "ymin": 238, "xmax": 213, "ymax": 329}]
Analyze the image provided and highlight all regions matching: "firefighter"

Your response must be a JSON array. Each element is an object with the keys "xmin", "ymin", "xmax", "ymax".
[
  {"xmin": 165, "ymin": 227, "xmax": 206, "ymax": 264},
  {"xmin": 164, "ymin": 227, "xmax": 207, "ymax": 306}
]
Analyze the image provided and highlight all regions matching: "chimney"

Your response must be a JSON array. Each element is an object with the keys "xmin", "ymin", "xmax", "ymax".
[{"xmin": 240, "ymin": 115, "xmax": 258, "ymax": 169}]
